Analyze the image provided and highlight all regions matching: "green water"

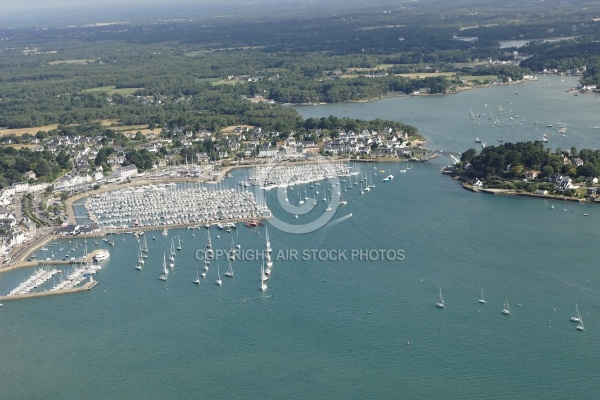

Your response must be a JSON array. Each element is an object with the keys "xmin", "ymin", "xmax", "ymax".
[{"xmin": 1, "ymin": 76, "xmax": 599, "ymax": 399}]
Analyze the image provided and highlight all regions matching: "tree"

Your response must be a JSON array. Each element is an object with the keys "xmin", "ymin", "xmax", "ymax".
[{"xmin": 460, "ymin": 148, "xmax": 477, "ymax": 163}]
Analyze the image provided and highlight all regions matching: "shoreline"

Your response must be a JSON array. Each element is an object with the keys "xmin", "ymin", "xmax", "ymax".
[
  {"xmin": 289, "ymin": 79, "xmax": 536, "ymax": 107},
  {"xmin": 460, "ymin": 182, "xmax": 589, "ymax": 203}
]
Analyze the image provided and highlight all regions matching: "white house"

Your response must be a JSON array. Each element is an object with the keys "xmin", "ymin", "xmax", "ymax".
[{"xmin": 112, "ymin": 164, "xmax": 138, "ymax": 179}]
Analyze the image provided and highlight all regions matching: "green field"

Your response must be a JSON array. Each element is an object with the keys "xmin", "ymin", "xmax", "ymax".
[
  {"xmin": 48, "ymin": 59, "xmax": 95, "ymax": 65},
  {"xmin": 461, "ymin": 75, "xmax": 499, "ymax": 82},
  {"xmin": 84, "ymin": 86, "xmax": 142, "ymax": 95}
]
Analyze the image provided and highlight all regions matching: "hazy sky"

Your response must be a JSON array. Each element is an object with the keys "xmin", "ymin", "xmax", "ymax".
[
  {"xmin": 1, "ymin": 0, "xmax": 228, "ymax": 14},
  {"xmin": 5, "ymin": 0, "xmax": 157, "ymax": 11}
]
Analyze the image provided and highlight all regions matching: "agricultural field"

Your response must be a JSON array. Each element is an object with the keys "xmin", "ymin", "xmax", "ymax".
[{"xmin": 83, "ymin": 86, "xmax": 142, "ymax": 96}]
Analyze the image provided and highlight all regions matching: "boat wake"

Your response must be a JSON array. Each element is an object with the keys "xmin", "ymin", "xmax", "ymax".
[{"xmin": 326, "ymin": 213, "xmax": 353, "ymax": 228}]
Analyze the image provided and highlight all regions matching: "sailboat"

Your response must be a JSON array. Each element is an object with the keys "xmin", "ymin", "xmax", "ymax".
[
  {"xmin": 176, "ymin": 236, "xmax": 182, "ymax": 251},
  {"xmin": 141, "ymin": 235, "xmax": 149, "ymax": 254},
  {"xmin": 260, "ymin": 263, "xmax": 268, "ymax": 292},
  {"xmin": 266, "ymin": 249, "xmax": 273, "ymax": 268},
  {"xmin": 571, "ymin": 304, "xmax": 582, "ymax": 323},
  {"xmin": 137, "ymin": 244, "xmax": 144, "ymax": 265},
  {"xmin": 229, "ymin": 237, "xmax": 236, "ymax": 261},
  {"xmin": 263, "ymin": 255, "xmax": 270, "ymax": 280},
  {"xmin": 339, "ymin": 191, "xmax": 347, "ymax": 206},
  {"xmin": 136, "ymin": 246, "xmax": 143, "ymax": 270},
  {"xmin": 576, "ymin": 315, "xmax": 585, "ymax": 331},
  {"xmin": 224, "ymin": 259, "xmax": 234, "ymax": 278},
  {"xmin": 479, "ymin": 289, "xmax": 486, "ymax": 304},
  {"xmin": 265, "ymin": 227, "xmax": 272, "ymax": 253},
  {"xmin": 436, "ymin": 287, "xmax": 445, "ymax": 308},
  {"xmin": 501, "ymin": 299, "xmax": 511, "ymax": 315},
  {"xmin": 159, "ymin": 253, "xmax": 168, "ymax": 281},
  {"xmin": 193, "ymin": 264, "xmax": 201, "ymax": 284},
  {"xmin": 368, "ymin": 174, "xmax": 375, "ymax": 189},
  {"xmin": 216, "ymin": 264, "xmax": 222, "ymax": 286},
  {"xmin": 206, "ymin": 230, "xmax": 214, "ymax": 259},
  {"xmin": 363, "ymin": 174, "xmax": 370, "ymax": 192},
  {"xmin": 169, "ymin": 238, "xmax": 175, "ymax": 261}
]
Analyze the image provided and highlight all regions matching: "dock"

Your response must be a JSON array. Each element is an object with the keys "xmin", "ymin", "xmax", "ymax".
[
  {"xmin": 0, "ymin": 279, "xmax": 98, "ymax": 302},
  {"xmin": 1, "ymin": 249, "xmax": 104, "ymax": 273}
]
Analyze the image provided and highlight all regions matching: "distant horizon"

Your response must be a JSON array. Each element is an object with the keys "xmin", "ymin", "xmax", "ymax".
[
  {"xmin": 0, "ymin": 0, "xmax": 314, "ymax": 14},
  {"xmin": 0, "ymin": 0, "xmax": 340, "ymax": 27}
]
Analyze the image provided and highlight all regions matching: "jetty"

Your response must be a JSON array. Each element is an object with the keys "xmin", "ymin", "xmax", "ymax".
[
  {"xmin": 3, "ymin": 249, "xmax": 104, "ymax": 272},
  {"xmin": 0, "ymin": 278, "xmax": 98, "ymax": 302}
]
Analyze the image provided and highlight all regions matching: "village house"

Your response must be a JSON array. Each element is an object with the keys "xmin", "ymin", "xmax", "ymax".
[
  {"xmin": 555, "ymin": 176, "xmax": 579, "ymax": 192},
  {"xmin": 524, "ymin": 170, "xmax": 539, "ymax": 180},
  {"xmin": 53, "ymin": 174, "xmax": 92, "ymax": 190},
  {"xmin": 112, "ymin": 164, "xmax": 139, "ymax": 179},
  {"xmin": 23, "ymin": 170, "xmax": 36, "ymax": 180}
]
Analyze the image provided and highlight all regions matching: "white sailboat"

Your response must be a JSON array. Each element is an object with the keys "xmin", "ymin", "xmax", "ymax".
[
  {"xmin": 176, "ymin": 236, "xmax": 182, "ymax": 251},
  {"xmin": 224, "ymin": 259, "xmax": 234, "ymax": 278},
  {"xmin": 216, "ymin": 264, "xmax": 222, "ymax": 286},
  {"xmin": 501, "ymin": 299, "xmax": 511, "ymax": 315},
  {"xmin": 479, "ymin": 289, "xmax": 486, "ymax": 304},
  {"xmin": 159, "ymin": 253, "xmax": 168, "ymax": 281},
  {"xmin": 436, "ymin": 287, "xmax": 445, "ymax": 308},
  {"xmin": 260, "ymin": 263, "xmax": 268, "ymax": 292},
  {"xmin": 137, "ymin": 244, "xmax": 144, "ymax": 265},
  {"xmin": 326, "ymin": 196, "xmax": 333, "ymax": 212},
  {"xmin": 265, "ymin": 227, "xmax": 272, "ymax": 253},
  {"xmin": 169, "ymin": 238, "xmax": 175, "ymax": 262},
  {"xmin": 262, "ymin": 258, "xmax": 270, "ymax": 280},
  {"xmin": 229, "ymin": 237, "xmax": 236, "ymax": 261},
  {"xmin": 193, "ymin": 264, "xmax": 201, "ymax": 285},
  {"xmin": 136, "ymin": 246, "xmax": 143, "ymax": 270},
  {"xmin": 141, "ymin": 235, "xmax": 149, "ymax": 253},
  {"xmin": 266, "ymin": 250, "xmax": 273, "ymax": 268},
  {"xmin": 570, "ymin": 303, "xmax": 581, "ymax": 322},
  {"xmin": 206, "ymin": 230, "xmax": 214, "ymax": 259},
  {"xmin": 577, "ymin": 315, "xmax": 585, "ymax": 331}
]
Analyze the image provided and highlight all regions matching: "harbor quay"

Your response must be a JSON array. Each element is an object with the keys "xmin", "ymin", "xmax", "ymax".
[{"xmin": 0, "ymin": 279, "xmax": 98, "ymax": 302}]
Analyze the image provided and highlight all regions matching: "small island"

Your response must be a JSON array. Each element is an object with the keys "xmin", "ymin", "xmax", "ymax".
[{"xmin": 445, "ymin": 141, "xmax": 600, "ymax": 203}]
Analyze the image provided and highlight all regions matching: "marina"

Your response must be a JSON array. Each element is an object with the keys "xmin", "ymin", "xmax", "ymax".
[
  {"xmin": 1, "ymin": 249, "xmax": 106, "ymax": 298},
  {"xmin": 84, "ymin": 182, "xmax": 267, "ymax": 229},
  {"xmin": 248, "ymin": 161, "xmax": 352, "ymax": 189}
]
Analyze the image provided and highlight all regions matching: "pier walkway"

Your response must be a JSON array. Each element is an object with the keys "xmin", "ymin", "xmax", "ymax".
[{"xmin": 0, "ymin": 280, "xmax": 98, "ymax": 302}]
